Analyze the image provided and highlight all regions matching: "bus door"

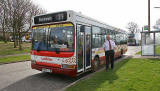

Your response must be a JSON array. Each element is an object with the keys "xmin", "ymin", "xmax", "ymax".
[
  {"xmin": 85, "ymin": 26, "xmax": 91, "ymax": 69},
  {"xmin": 77, "ymin": 25, "xmax": 91, "ymax": 73}
]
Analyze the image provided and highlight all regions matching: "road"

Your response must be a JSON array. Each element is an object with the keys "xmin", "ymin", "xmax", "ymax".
[
  {"xmin": 0, "ymin": 46, "xmax": 141, "ymax": 91},
  {"xmin": 125, "ymin": 46, "xmax": 141, "ymax": 56},
  {"xmin": 0, "ymin": 62, "xmax": 76, "ymax": 91}
]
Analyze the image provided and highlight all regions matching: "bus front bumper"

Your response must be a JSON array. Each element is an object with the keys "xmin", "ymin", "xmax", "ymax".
[{"xmin": 31, "ymin": 63, "xmax": 77, "ymax": 77}]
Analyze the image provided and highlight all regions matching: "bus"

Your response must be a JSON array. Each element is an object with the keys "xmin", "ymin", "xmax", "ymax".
[
  {"xmin": 128, "ymin": 33, "xmax": 140, "ymax": 46},
  {"xmin": 31, "ymin": 10, "xmax": 128, "ymax": 77}
]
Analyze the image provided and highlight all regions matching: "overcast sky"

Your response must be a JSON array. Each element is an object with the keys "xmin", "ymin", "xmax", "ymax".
[{"xmin": 33, "ymin": 0, "xmax": 160, "ymax": 30}]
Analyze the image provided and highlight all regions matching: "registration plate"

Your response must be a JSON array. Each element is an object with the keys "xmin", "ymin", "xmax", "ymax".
[{"xmin": 42, "ymin": 68, "xmax": 52, "ymax": 73}]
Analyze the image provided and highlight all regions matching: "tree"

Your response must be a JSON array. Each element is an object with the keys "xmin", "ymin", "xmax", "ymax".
[
  {"xmin": 126, "ymin": 22, "xmax": 139, "ymax": 34},
  {"xmin": 153, "ymin": 18, "xmax": 160, "ymax": 29},
  {"xmin": 0, "ymin": 0, "xmax": 10, "ymax": 43},
  {"xmin": 0, "ymin": 0, "xmax": 46, "ymax": 50}
]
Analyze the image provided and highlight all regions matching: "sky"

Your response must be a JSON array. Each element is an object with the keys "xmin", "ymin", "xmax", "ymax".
[{"xmin": 32, "ymin": 0, "xmax": 160, "ymax": 30}]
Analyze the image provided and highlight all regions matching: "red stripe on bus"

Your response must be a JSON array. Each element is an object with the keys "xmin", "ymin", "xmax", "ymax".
[
  {"xmin": 36, "ymin": 61, "xmax": 61, "ymax": 68},
  {"xmin": 31, "ymin": 50, "xmax": 74, "ymax": 57}
]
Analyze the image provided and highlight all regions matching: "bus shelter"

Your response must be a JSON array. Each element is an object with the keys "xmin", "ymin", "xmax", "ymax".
[{"xmin": 141, "ymin": 31, "xmax": 160, "ymax": 56}]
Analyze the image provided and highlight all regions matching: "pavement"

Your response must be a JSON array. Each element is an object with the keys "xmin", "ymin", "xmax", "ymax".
[
  {"xmin": 0, "ymin": 46, "xmax": 141, "ymax": 91},
  {"xmin": 125, "ymin": 46, "xmax": 160, "ymax": 59},
  {"xmin": 124, "ymin": 46, "xmax": 141, "ymax": 56},
  {"xmin": 0, "ymin": 61, "xmax": 77, "ymax": 91},
  {"xmin": 132, "ymin": 55, "xmax": 160, "ymax": 59}
]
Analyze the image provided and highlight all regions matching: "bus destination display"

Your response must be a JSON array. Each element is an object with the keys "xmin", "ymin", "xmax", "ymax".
[{"xmin": 34, "ymin": 12, "xmax": 67, "ymax": 24}]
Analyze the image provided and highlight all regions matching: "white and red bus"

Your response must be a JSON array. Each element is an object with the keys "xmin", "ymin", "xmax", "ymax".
[{"xmin": 31, "ymin": 10, "xmax": 128, "ymax": 77}]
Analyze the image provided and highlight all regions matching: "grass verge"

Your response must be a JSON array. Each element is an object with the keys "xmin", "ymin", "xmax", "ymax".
[
  {"xmin": 136, "ymin": 51, "xmax": 141, "ymax": 55},
  {"xmin": 155, "ymin": 45, "xmax": 160, "ymax": 55},
  {"xmin": 0, "ymin": 42, "xmax": 31, "ymax": 56},
  {"xmin": 66, "ymin": 58, "xmax": 160, "ymax": 91},
  {"xmin": 0, "ymin": 55, "xmax": 30, "ymax": 63}
]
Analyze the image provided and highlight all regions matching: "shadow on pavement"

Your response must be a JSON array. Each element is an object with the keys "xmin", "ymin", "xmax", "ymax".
[{"xmin": 1, "ymin": 73, "xmax": 76, "ymax": 91}]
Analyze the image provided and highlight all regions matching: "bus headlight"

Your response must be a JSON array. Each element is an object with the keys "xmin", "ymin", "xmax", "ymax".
[{"xmin": 62, "ymin": 64, "xmax": 75, "ymax": 69}]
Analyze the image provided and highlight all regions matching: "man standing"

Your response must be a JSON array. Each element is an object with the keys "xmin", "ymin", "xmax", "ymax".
[{"xmin": 103, "ymin": 35, "xmax": 115, "ymax": 71}]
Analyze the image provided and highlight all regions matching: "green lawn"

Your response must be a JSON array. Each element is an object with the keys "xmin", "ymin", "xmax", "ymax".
[
  {"xmin": 155, "ymin": 45, "xmax": 160, "ymax": 55},
  {"xmin": 136, "ymin": 51, "xmax": 141, "ymax": 55},
  {"xmin": 0, "ymin": 55, "xmax": 30, "ymax": 63},
  {"xmin": 66, "ymin": 58, "xmax": 160, "ymax": 91},
  {"xmin": 0, "ymin": 42, "xmax": 31, "ymax": 56}
]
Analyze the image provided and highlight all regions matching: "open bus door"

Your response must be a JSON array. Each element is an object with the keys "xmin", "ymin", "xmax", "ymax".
[{"xmin": 77, "ymin": 25, "xmax": 92, "ymax": 73}]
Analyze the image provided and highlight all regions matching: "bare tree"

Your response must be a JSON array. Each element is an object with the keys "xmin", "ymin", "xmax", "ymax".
[
  {"xmin": 0, "ymin": 0, "xmax": 46, "ymax": 50},
  {"xmin": 126, "ymin": 22, "xmax": 139, "ymax": 34},
  {"xmin": 26, "ymin": 4, "xmax": 46, "ymax": 32},
  {"xmin": 0, "ymin": 0, "xmax": 10, "ymax": 43},
  {"xmin": 153, "ymin": 18, "xmax": 160, "ymax": 29}
]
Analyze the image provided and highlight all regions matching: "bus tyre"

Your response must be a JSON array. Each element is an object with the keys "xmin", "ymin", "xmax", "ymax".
[
  {"xmin": 93, "ymin": 57, "xmax": 100, "ymax": 71},
  {"xmin": 120, "ymin": 49, "xmax": 123, "ymax": 57}
]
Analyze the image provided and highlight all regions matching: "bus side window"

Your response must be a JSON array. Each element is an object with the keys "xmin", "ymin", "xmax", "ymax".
[
  {"xmin": 110, "ymin": 30, "xmax": 116, "ymax": 42},
  {"xmin": 125, "ymin": 34, "xmax": 128, "ymax": 44},
  {"xmin": 121, "ymin": 33, "xmax": 126, "ymax": 45},
  {"xmin": 120, "ymin": 33, "xmax": 123, "ymax": 45},
  {"xmin": 115, "ymin": 31, "xmax": 120, "ymax": 45},
  {"xmin": 124, "ymin": 34, "xmax": 127, "ymax": 44},
  {"xmin": 101, "ymin": 28, "xmax": 106, "ymax": 46},
  {"xmin": 92, "ymin": 26, "xmax": 101, "ymax": 48}
]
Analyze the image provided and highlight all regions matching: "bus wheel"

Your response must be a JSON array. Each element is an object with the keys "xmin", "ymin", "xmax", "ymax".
[
  {"xmin": 120, "ymin": 49, "xmax": 123, "ymax": 57},
  {"xmin": 93, "ymin": 57, "xmax": 100, "ymax": 71}
]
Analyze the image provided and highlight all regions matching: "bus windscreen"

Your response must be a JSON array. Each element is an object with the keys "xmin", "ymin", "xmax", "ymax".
[{"xmin": 32, "ymin": 23, "xmax": 74, "ymax": 52}]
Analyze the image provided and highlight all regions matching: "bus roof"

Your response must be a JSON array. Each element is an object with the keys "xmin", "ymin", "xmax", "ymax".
[{"xmin": 33, "ymin": 10, "xmax": 126, "ymax": 33}]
